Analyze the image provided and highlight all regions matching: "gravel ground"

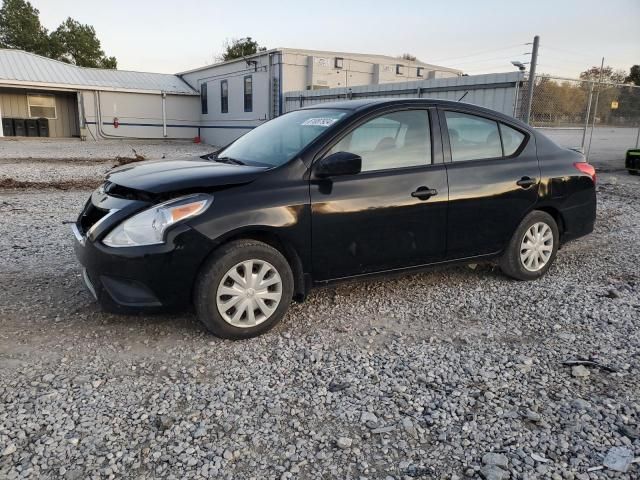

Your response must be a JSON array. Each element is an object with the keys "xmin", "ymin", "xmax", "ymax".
[
  {"xmin": 0, "ymin": 138, "xmax": 216, "ymax": 161},
  {"xmin": 0, "ymin": 139, "xmax": 216, "ymax": 187},
  {"xmin": 0, "ymin": 172, "xmax": 639, "ymax": 479}
]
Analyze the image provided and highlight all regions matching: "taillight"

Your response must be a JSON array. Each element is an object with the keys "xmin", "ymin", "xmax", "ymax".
[{"xmin": 574, "ymin": 162, "xmax": 596, "ymax": 183}]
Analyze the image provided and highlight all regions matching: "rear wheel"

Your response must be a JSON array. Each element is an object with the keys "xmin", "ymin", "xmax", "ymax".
[
  {"xmin": 499, "ymin": 211, "xmax": 559, "ymax": 281},
  {"xmin": 195, "ymin": 240, "xmax": 294, "ymax": 339}
]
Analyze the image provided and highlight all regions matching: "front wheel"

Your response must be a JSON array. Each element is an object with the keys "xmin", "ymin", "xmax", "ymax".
[
  {"xmin": 499, "ymin": 211, "xmax": 559, "ymax": 281},
  {"xmin": 194, "ymin": 240, "xmax": 294, "ymax": 339}
]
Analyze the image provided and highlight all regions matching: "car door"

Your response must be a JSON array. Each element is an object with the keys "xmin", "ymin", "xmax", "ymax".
[
  {"xmin": 310, "ymin": 107, "xmax": 449, "ymax": 281},
  {"xmin": 439, "ymin": 107, "xmax": 540, "ymax": 259}
]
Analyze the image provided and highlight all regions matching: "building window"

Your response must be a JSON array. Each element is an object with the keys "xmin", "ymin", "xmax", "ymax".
[
  {"xmin": 396, "ymin": 64, "xmax": 403, "ymax": 75},
  {"xmin": 201, "ymin": 83, "xmax": 208, "ymax": 114},
  {"xmin": 417, "ymin": 67, "xmax": 424, "ymax": 77},
  {"xmin": 220, "ymin": 80, "xmax": 228, "ymax": 113},
  {"xmin": 28, "ymin": 94, "xmax": 56, "ymax": 119},
  {"xmin": 244, "ymin": 75, "xmax": 253, "ymax": 112},
  {"xmin": 335, "ymin": 57, "xmax": 344, "ymax": 69}
]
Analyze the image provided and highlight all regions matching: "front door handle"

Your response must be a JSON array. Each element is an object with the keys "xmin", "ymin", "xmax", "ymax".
[
  {"xmin": 411, "ymin": 187, "xmax": 438, "ymax": 200},
  {"xmin": 516, "ymin": 176, "xmax": 536, "ymax": 188}
]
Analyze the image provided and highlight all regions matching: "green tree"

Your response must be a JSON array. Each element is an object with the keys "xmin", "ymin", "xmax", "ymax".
[
  {"xmin": 626, "ymin": 65, "xmax": 640, "ymax": 86},
  {"xmin": 50, "ymin": 17, "xmax": 116, "ymax": 68},
  {"xmin": 0, "ymin": 0, "xmax": 49, "ymax": 55},
  {"xmin": 579, "ymin": 65, "xmax": 627, "ymax": 84},
  {"xmin": 0, "ymin": 1, "xmax": 117, "ymax": 69},
  {"xmin": 399, "ymin": 53, "xmax": 417, "ymax": 61},
  {"xmin": 220, "ymin": 37, "xmax": 266, "ymax": 61}
]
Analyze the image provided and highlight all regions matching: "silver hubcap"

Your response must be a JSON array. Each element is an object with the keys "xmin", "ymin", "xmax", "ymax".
[
  {"xmin": 520, "ymin": 222, "xmax": 553, "ymax": 272},
  {"xmin": 216, "ymin": 259, "xmax": 282, "ymax": 328}
]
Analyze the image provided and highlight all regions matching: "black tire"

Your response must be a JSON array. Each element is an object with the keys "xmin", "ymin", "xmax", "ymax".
[
  {"xmin": 629, "ymin": 169, "xmax": 638, "ymax": 176},
  {"xmin": 194, "ymin": 239, "xmax": 294, "ymax": 339},
  {"xmin": 499, "ymin": 210, "xmax": 559, "ymax": 281}
]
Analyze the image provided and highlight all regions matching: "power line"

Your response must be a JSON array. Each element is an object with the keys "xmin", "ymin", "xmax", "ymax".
[{"xmin": 430, "ymin": 44, "xmax": 527, "ymax": 64}]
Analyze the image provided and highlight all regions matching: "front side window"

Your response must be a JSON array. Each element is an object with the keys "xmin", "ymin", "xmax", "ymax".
[
  {"xmin": 28, "ymin": 94, "xmax": 56, "ymax": 119},
  {"xmin": 216, "ymin": 108, "xmax": 348, "ymax": 167},
  {"xmin": 327, "ymin": 109, "xmax": 431, "ymax": 172},
  {"xmin": 445, "ymin": 111, "xmax": 502, "ymax": 162},
  {"xmin": 500, "ymin": 123, "xmax": 526, "ymax": 156},
  {"xmin": 244, "ymin": 76, "xmax": 252, "ymax": 112},
  {"xmin": 200, "ymin": 83, "xmax": 208, "ymax": 114},
  {"xmin": 220, "ymin": 80, "xmax": 228, "ymax": 114}
]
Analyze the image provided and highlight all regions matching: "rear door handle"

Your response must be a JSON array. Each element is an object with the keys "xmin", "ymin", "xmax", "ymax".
[
  {"xmin": 516, "ymin": 176, "xmax": 536, "ymax": 188},
  {"xmin": 411, "ymin": 187, "xmax": 438, "ymax": 200}
]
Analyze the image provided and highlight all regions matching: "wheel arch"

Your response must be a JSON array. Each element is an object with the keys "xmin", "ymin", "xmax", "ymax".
[
  {"xmin": 202, "ymin": 228, "xmax": 308, "ymax": 302},
  {"xmin": 533, "ymin": 205, "xmax": 566, "ymax": 239}
]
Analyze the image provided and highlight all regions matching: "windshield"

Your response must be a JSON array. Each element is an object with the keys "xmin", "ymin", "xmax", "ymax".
[{"xmin": 216, "ymin": 109, "xmax": 349, "ymax": 167}]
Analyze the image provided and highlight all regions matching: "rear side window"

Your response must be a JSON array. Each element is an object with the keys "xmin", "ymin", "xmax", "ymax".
[
  {"xmin": 500, "ymin": 123, "xmax": 526, "ymax": 156},
  {"xmin": 327, "ymin": 109, "xmax": 431, "ymax": 172},
  {"xmin": 445, "ymin": 111, "xmax": 501, "ymax": 162}
]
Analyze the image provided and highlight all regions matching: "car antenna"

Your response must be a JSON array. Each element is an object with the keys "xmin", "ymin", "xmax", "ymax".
[{"xmin": 457, "ymin": 91, "xmax": 469, "ymax": 102}]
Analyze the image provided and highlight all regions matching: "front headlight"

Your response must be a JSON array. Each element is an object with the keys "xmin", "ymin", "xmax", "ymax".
[{"xmin": 102, "ymin": 194, "xmax": 213, "ymax": 247}]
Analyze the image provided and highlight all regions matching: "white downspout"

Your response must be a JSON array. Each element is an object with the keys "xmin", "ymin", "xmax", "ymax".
[
  {"xmin": 162, "ymin": 92, "xmax": 167, "ymax": 138},
  {"xmin": 0, "ymin": 104, "xmax": 4, "ymax": 137}
]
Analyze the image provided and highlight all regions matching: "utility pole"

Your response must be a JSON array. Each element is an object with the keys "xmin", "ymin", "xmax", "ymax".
[
  {"xmin": 586, "ymin": 57, "xmax": 605, "ymax": 159},
  {"xmin": 524, "ymin": 35, "xmax": 539, "ymax": 125}
]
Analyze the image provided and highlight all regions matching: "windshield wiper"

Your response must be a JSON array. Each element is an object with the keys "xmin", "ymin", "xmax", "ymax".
[{"xmin": 215, "ymin": 156, "xmax": 245, "ymax": 165}]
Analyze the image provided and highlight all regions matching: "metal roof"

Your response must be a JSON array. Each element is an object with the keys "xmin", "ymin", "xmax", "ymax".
[
  {"xmin": 0, "ymin": 49, "xmax": 198, "ymax": 95},
  {"xmin": 177, "ymin": 47, "xmax": 462, "ymax": 76}
]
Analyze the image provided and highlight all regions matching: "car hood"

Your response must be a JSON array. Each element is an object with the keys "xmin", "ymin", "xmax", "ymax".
[{"xmin": 106, "ymin": 157, "xmax": 268, "ymax": 194}]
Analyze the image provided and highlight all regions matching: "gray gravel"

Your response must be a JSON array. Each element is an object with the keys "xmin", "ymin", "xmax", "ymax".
[
  {"xmin": 0, "ymin": 138, "xmax": 216, "ymax": 161},
  {"xmin": 0, "ymin": 139, "xmax": 216, "ymax": 186},
  {"xmin": 1, "ymin": 171, "xmax": 639, "ymax": 479}
]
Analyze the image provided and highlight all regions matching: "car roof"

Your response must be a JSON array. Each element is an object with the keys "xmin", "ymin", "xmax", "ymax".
[{"xmin": 301, "ymin": 98, "xmax": 530, "ymax": 130}]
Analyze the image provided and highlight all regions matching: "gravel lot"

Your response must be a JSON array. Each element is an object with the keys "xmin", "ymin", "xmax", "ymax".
[
  {"xmin": 0, "ymin": 139, "xmax": 216, "ymax": 187},
  {"xmin": 0, "ymin": 163, "xmax": 639, "ymax": 479}
]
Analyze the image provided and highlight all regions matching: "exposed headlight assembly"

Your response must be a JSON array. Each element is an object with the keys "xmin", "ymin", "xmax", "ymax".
[{"xmin": 103, "ymin": 194, "xmax": 213, "ymax": 247}]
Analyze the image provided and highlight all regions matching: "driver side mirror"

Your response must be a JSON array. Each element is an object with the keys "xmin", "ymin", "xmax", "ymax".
[{"xmin": 314, "ymin": 151, "xmax": 362, "ymax": 178}]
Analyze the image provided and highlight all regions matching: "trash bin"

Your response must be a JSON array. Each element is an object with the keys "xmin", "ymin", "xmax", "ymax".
[
  {"xmin": 37, "ymin": 118, "xmax": 49, "ymax": 137},
  {"xmin": 25, "ymin": 118, "xmax": 39, "ymax": 137},
  {"xmin": 2, "ymin": 117, "xmax": 14, "ymax": 136},
  {"xmin": 626, "ymin": 149, "xmax": 640, "ymax": 175},
  {"xmin": 13, "ymin": 118, "xmax": 26, "ymax": 136}
]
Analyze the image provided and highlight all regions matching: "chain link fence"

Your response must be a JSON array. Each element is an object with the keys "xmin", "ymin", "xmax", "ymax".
[{"xmin": 516, "ymin": 75, "xmax": 640, "ymax": 167}]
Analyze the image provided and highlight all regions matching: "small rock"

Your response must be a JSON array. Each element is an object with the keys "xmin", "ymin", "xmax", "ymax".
[
  {"xmin": 480, "ymin": 464, "xmax": 510, "ymax": 480},
  {"xmin": 360, "ymin": 411, "xmax": 378, "ymax": 425},
  {"xmin": 42, "ymin": 373, "xmax": 55, "ymax": 383},
  {"xmin": 603, "ymin": 446, "xmax": 633, "ymax": 473},
  {"xmin": 571, "ymin": 365, "xmax": 590, "ymax": 378},
  {"xmin": 2, "ymin": 444, "xmax": 16, "ymax": 456},
  {"xmin": 523, "ymin": 409, "xmax": 541, "ymax": 422},
  {"xmin": 570, "ymin": 398, "xmax": 590, "ymax": 410},
  {"xmin": 619, "ymin": 425, "xmax": 639, "ymax": 440},
  {"xmin": 336, "ymin": 437, "xmax": 352, "ymax": 449},
  {"xmin": 482, "ymin": 452, "xmax": 509, "ymax": 468}
]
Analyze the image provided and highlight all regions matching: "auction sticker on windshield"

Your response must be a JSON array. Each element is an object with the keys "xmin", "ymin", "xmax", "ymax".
[{"xmin": 301, "ymin": 117, "xmax": 340, "ymax": 127}]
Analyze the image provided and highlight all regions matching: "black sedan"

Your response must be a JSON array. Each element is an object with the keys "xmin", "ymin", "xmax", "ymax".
[{"xmin": 73, "ymin": 99, "xmax": 596, "ymax": 339}]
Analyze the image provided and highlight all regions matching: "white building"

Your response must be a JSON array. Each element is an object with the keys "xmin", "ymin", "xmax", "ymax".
[
  {"xmin": 0, "ymin": 49, "xmax": 200, "ymax": 140},
  {"xmin": 0, "ymin": 48, "xmax": 461, "ymax": 146},
  {"xmin": 179, "ymin": 48, "xmax": 462, "ymax": 146}
]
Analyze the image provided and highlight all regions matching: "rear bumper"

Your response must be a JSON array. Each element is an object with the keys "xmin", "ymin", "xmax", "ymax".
[
  {"xmin": 73, "ymin": 223, "xmax": 214, "ymax": 311},
  {"xmin": 559, "ymin": 197, "xmax": 596, "ymax": 243}
]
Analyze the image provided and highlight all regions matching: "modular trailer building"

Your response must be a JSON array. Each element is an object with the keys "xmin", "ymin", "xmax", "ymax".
[
  {"xmin": 1, "ymin": 48, "xmax": 477, "ymax": 146},
  {"xmin": 179, "ymin": 48, "xmax": 462, "ymax": 146},
  {"xmin": 0, "ymin": 49, "xmax": 200, "ymax": 140}
]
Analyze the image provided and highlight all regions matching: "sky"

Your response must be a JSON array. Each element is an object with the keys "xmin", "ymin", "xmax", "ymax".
[{"xmin": 29, "ymin": 0, "xmax": 639, "ymax": 78}]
